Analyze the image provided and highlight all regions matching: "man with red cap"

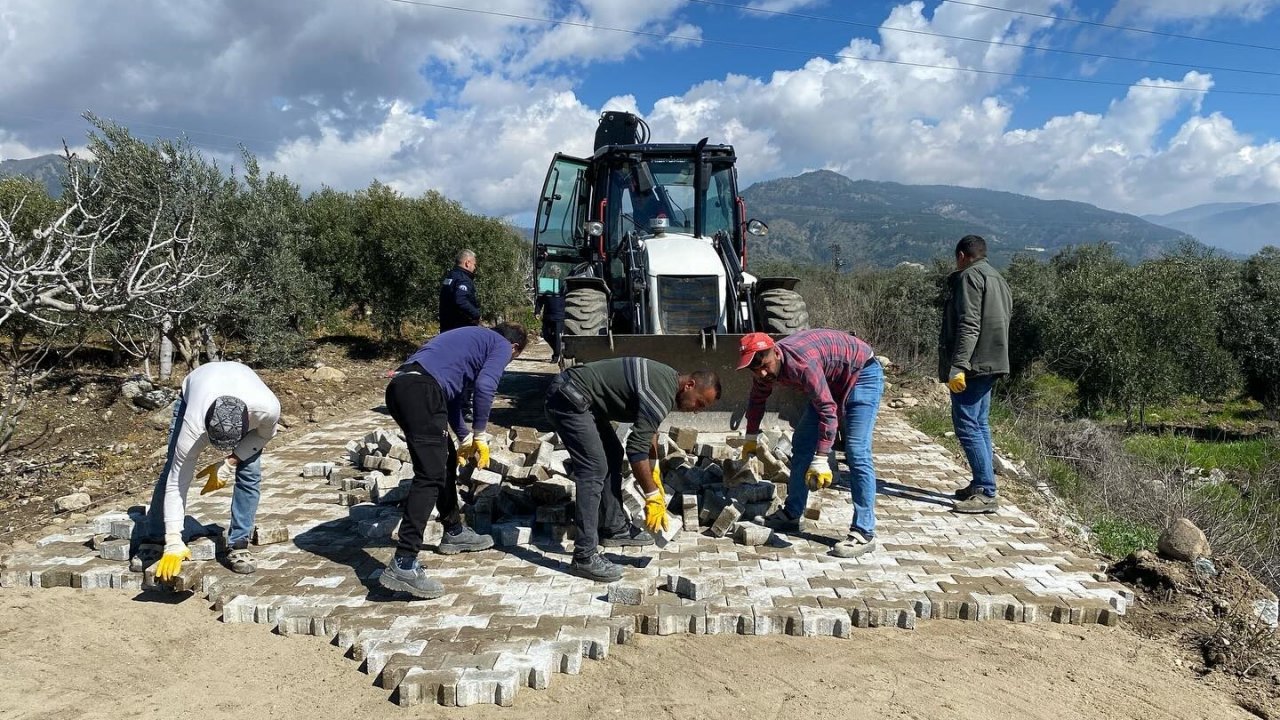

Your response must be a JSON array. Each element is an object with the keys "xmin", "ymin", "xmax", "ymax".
[{"xmin": 738, "ymin": 329, "xmax": 884, "ymax": 558}]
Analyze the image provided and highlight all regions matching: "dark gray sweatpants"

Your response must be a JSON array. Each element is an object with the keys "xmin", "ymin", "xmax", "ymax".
[{"xmin": 544, "ymin": 376, "xmax": 628, "ymax": 560}]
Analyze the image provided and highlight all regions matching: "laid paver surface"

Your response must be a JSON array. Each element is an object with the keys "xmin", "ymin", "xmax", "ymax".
[{"xmin": 0, "ymin": 355, "xmax": 1131, "ymax": 707}]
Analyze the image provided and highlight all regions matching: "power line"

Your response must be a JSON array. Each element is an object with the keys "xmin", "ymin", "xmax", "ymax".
[
  {"xmin": 945, "ymin": 0, "xmax": 1280, "ymax": 53},
  {"xmin": 686, "ymin": 0, "xmax": 1280, "ymax": 77},
  {"xmin": 384, "ymin": 0, "xmax": 1280, "ymax": 97}
]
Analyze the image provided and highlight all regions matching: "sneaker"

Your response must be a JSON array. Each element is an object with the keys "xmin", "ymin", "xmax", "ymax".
[
  {"xmin": 830, "ymin": 530, "xmax": 876, "ymax": 559},
  {"xmin": 600, "ymin": 524, "xmax": 654, "ymax": 548},
  {"xmin": 953, "ymin": 493, "xmax": 999, "ymax": 514},
  {"xmin": 378, "ymin": 556, "xmax": 445, "ymax": 599},
  {"xmin": 132, "ymin": 539, "xmax": 163, "ymax": 570},
  {"xmin": 568, "ymin": 553, "xmax": 623, "ymax": 583},
  {"xmin": 758, "ymin": 507, "xmax": 800, "ymax": 533},
  {"xmin": 436, "ymin": 525, "xmax": 495, "ymax": 555},
  {"xmin": 224, "ymin": 543, "xmax": 256, "ymax": 575},
  {"xmin": 953, "ymin": 484, "xmax": 978, "ymax": 501}
]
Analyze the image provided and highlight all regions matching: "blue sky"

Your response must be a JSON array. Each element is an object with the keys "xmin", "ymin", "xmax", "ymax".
[{"xmin": 2, "ymin": 0, "xmax": 1278, "ymax": 219}]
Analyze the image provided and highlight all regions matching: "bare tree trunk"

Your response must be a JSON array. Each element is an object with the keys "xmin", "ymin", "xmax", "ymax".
[
  {"xmin": 159, "ymin": 314, "xmax": 174, "ymax": 380},
  {"xmin": 201, "ymin": 324, "xmax": 221, "ymax": 363},
  {"xmin": 0, "ymin": 370, "xmax": 28, "ymax": 454}
]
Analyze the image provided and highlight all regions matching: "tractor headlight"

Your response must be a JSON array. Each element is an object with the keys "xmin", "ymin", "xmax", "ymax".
[{"xmin": 584, "ymin": 221, "xmax": 604, "ymax": 237}]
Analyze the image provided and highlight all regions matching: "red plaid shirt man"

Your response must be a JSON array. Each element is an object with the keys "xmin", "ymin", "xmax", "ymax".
[{"xmin": 743, "ymin": 329, "xmax": 877, "ymax": 456}]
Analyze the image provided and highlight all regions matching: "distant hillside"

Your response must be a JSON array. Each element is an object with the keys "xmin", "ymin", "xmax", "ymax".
[
  {"xmin": 1143, "ymin": 202, "xmax": 1278, "ymax": 256},
  {"xmin": 741, "ymin": 170, "xmax": 1197, "ymax": 267},
  {"xmin": 0, "ymin": 154, "xmax": 68, "ymax": 197}
]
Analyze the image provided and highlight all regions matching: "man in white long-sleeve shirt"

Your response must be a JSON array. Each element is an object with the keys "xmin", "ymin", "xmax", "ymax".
[{"xmin": 142, "ymin": 361, "xmax": 280, "ymax": 581}]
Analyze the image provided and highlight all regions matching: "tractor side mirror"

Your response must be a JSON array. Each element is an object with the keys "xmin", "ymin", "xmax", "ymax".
[{"xmin": 746, "ymin": 219, "xmax": 769, "ymax": 237}]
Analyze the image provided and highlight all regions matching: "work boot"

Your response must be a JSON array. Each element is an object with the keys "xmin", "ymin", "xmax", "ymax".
[
  {"xmin": 953, "ymin": 493, "xmax": 999, "ymax": 514},
  {"xmin": 379, "ymin": 556, "xmax": 445, "ymax": 599},
  {"xmin": 436, "ymin": 524, "xmax": 494, "ymax": 555},
  {"xmin": 224, "ymin": 541, "xmax": 256, "ymax": 575},
  {"xmin": 569, "ymin": 553, "xmax": 623, "ymax": 583},
  {"xmin": 599, "ymin": 524, "xmax": 654, "ymax": 548},
  {"xmin": 757, "ymin": 507, "xmax": 800, "ymax": 533},
  {"xmin": 830, "ymin": 529, "xmax": 876, "ymax": 559}
]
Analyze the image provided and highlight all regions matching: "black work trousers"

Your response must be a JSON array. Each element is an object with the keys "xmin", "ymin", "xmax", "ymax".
[
  {"xmin": 385, "ymin": 369, "xmax": 460, "ymax": 558},
  {"xmin": 541, "ymin": 318, "xmax": 563, "ymax": 360},
  {"xmin": 544, "ymin": 376, "xmax": 628, "ymax": 560}
]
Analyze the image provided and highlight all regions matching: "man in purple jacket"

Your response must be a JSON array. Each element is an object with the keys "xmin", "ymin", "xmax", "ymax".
[
  {"xmin": 378, "ymin": 322, "xmax": 527, "ymax": 599},
  {"xmin": 738, "ymin": 330, "xmax": 884, "ymax": 558}
]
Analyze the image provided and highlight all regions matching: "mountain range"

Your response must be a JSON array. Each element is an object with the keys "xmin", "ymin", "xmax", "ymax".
[
  {"xmin": 0, "ymin": 153, "xmax": 68, "ymax": 197},
  {"xmin": 740, "ymin": 170, "xmax": 1197, "ymax": 267},
  {"xmin": 4, "ymin": 153, "xmax": 1272, "ymax": 264},
  {"xmin": 1142, "ymin": 202, "xmax": 1279, "ymax": 256}
]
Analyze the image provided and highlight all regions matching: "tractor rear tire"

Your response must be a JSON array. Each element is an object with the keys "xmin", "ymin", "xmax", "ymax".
[
  {"xmin": 564, "ymin": 288, "xmax": 609, "ymax": 336},
  {"xmin": 759, "ymin": 289, "xmax": 810, "ymax": 335}
]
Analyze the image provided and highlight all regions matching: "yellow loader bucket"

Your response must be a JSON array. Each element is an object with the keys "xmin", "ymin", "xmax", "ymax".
[{"xmin": 561, "ymin": 333, "xmax": 807, "ymax": 432}]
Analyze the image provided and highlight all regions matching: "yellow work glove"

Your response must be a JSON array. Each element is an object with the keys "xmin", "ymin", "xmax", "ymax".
[
  {"xmin": 805, "ymin": 456, "xmax": 833, "ymax": 492},
  {"xmin": 947, "ymin": 369, "xmax": 967, "ymax": 394},
  {"xmin": 643, "ymin": 489, "xmax": 669, "ymax": 534},
  {"xmin": 155, "ymin": 535, "xmax": 191, "ymax": 582},
  {"xmin": 740, "ymin": 433, "xmax": 760, "ymax": 460},
  {"xmin": 457, "ymin": 432, "xmax": 491, "ymax": 470},
  {"xmin": 652, "ymin": 465, "xmax": 663, "ymax": 495},
  {"xmin": 197, "ymin": 459, "xmax": 236, "ymax": 495}
]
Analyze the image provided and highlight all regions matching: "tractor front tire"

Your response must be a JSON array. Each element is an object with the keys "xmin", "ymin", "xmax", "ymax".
[
  {"xmin": 759, "ymin": 289, "xmax": 810, "ymax": 335},
  {"xmin": 564, "ymin": 288, "xmax": 609, "ymax": 336}
]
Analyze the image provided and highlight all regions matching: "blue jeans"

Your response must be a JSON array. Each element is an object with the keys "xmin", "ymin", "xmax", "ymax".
[
  {"xmin": 146, "ymin": 396, "xmax": 263, "ymax": 547},
  {"xmin": 950, "ymin": 374, "xmax": 997, "ymax": 496},
  {"xmin": 783, "ymin": 360, "xmax": 883, "ymax": 536}
]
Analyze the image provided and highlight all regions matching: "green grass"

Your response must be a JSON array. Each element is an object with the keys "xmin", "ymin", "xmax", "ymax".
[
  {"xmin": 1102, "ymin": 396, "xmax": 1266, "ymax": 430},
  {"xmin": 1091, "ymin": 517, "xmax": 1160, "ymax": 558},
  {"xmin": 1123, "ymin": 434, "xmax": 1280, "ymax": 478},
  {"xmin": 906, "ymin": 406, "xmax": 963, "ymax": 456}
]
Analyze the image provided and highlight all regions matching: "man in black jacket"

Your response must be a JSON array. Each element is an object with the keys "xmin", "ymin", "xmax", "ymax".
[
  {"xmin": 535, "ymin": 268, "xmax": 566, "ymax": 362},
  {"xmin": 439, "ymin": 249, "xmax": 481, "ymax": 332}
]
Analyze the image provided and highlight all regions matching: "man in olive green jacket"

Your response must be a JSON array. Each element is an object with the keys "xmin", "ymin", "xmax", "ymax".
[{"xmin": 938, "ymin": 234, "xmax": 1012, "ymax": 513}]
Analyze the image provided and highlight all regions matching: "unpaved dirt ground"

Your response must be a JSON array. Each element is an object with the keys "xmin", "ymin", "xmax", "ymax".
[{"xmin": 0, "ymin": 587, "xmax": 1254, "ymax": 720}]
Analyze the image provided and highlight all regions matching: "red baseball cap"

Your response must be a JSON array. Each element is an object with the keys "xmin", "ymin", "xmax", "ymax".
[{"xmin": 737, "ymin": 332, "xmax": 776, "ymax": 369}]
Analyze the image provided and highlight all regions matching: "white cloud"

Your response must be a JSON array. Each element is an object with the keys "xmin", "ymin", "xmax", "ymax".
[
  {"xmin": 2, "ymin": 0, "xmax": 1278, "ymax": 221},
  {"xmin": 1108, "ymin": 0, "xmax": 1280, "ymax": 23},
  {"xmin": 745, "ymin": 0, "xmax": 829, "ymax": 11}
]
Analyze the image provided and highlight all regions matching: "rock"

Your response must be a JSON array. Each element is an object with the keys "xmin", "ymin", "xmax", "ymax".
[
  {"xmin": 1157, "ymin": 518, "xmax": 1211, "ymax": 561},
  {"xmin": 148, "ymin": 402, "xmax": 177, "ymax": 431},
  {"xmin": 134, "ymin": 388, "xmax": 176, "ymax": 410},
  {"xmin": 121, "ymin": 378, "xmax": 151, "ymax": 400},
  {"xmin": 306, "ymin": 366, "xmax": 347, "ymax": 383},
  {"xmin": 1253, "ymin": 596, "xmax": 1279, "ymax": 628},
  {"xmin": 993, "ymin": 453, "xmax": 1022, "ymax": 478},
  {"xmin": 278, "ymin": 414, "xmax": 301, "ymax": 429},
  {"xmin": 54, "ymin": 492, "xmax": 92, "ymax": 512},
  {"xmin": 1192, "ymin": 557, "xmax": 1218, "ymax": 578}
]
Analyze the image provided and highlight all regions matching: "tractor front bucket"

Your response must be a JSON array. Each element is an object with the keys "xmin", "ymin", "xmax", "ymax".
[{"xmin": 561, "ymin": 333, "xmax": 807, "ymax": 432}]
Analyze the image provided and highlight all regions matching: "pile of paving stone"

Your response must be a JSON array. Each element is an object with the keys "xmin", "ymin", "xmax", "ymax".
[
  {"xmin": 322, "ymin": 424, "xmax": 805, "ymax": 549},
  {"xmin": 0, "ymin": 508, "xmax": 230, "ymax": 591}
]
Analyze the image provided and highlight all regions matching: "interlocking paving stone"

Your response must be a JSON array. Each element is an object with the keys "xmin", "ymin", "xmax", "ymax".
[{"xmin": 1, "ymin": 356, "xmax": 1131, "ymax": 705}]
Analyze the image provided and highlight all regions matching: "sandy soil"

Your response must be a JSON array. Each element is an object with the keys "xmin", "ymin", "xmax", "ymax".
[{"xmin": 0, "ymin": 588, "xmax": 1253, "ymax": 720}]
